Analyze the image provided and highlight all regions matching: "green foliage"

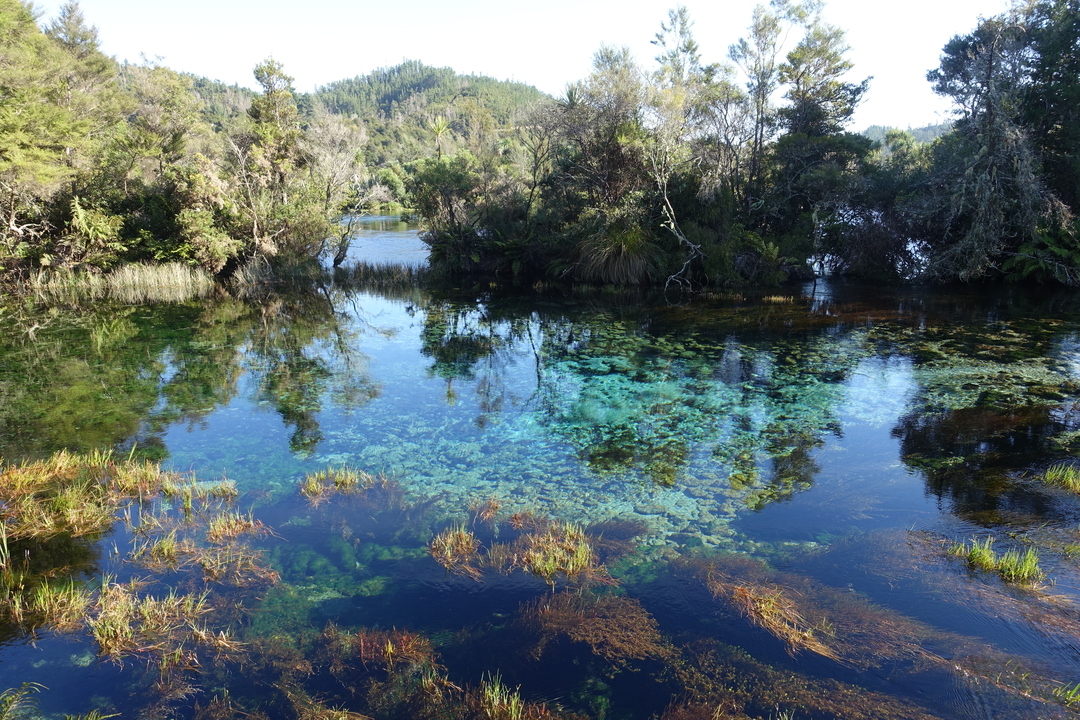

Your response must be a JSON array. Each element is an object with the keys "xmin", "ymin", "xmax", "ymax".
[{"xmin": 0, "ymin": 683, "xmax": 43, "ymax": 720}]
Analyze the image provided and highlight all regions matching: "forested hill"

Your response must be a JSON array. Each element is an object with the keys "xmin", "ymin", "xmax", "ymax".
[
  {"xmin": 862, "ymin": 122, "xmax": 953, "ymax": 144},
  {"xmin": 309, "ymin": 60, "xmax": 548, "ymax": 124}
]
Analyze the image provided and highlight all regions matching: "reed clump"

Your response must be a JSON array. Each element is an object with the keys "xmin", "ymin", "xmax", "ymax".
[
  {"xmin": 300, "ymin": 466, "xmax": 377, "ymax": 505},
  {"xmin": 1042, "ymin": 463, "xmax": 1080, "ymax": 493},
  {"xmin": 28, "ymin": 263, "xmax": 214, "ymax": 305},
  {"xmin": 948, "ymin": 537, "xmax": 1044, "ymax": 584},
  {"xmin": 429, "ymin": 524, "xmax": 482, "ymax": 580}
]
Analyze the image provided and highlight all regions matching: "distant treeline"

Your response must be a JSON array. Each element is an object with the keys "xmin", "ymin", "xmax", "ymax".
[
  {"xmin": 861, "ymin": 123, "xmax": 952, "ymax": 145},
  {"xmin": 1, "ymin": 0, "xmax": 1077, "ymax": 288}
]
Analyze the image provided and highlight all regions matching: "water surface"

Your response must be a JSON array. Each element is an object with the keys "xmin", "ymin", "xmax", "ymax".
[{"xmin": 3, "ymin": 268, "xmax": 1080, "ymax": 719}]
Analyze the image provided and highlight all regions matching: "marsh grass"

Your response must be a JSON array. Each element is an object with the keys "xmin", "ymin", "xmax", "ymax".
[
  {"xmin": 429, "ymin": 524, "xmax": 482, "ymax": 580},
  {"xmin": 0, "ymin": 450, "xmax": 174, "ymax": 540},
  {"xmin": 205, "ymin": 510, "xmax": 270, "ymax": 545},
  {"xmin": 477, "ymin": 672, "xmax": 524, "ymax": 720},
  {"xmin": 28, "ymin": 263, "xmax": 214, "ymax": 305},
  {"xmin": 1042, "ymin": 463, "xmax": 1080, "ymax": 492},
  {"xmin": 300, "ymin": 467, "xmax": 376, "ymax": 505},
  {"xmin": 948, "ymin": 537, "xmax": 1044, "ymax": 584}
]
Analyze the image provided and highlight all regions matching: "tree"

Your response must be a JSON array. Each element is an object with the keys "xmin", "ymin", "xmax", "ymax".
[
  {"xmin": 1020, "ymin": 0, "xmax": 1080, "ymax": 214},
  {"xmin": 777, "ymin": 14, "xmax": 869, "ymax": 136},
  {"xmin": 248, "ymin": 58, "xmax": 301, "ymax": 205},
  {"xmin": 729, "ymin": 0, "xmax": 813, "ymax": 207},
  {"xmin": 766, "ymin": 9, "xmax": 872, "ymax": 267},
  {"xmin": 0, "ymin": 0, "xmax": 85, "ymax": 260},
  {"xmin": 926, "ymin": 12, "xmax": 1058, "ymax": 280}
]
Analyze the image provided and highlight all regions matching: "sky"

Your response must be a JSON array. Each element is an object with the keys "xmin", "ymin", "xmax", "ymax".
[{"xmin": 36, "ymin": 0, "xmax": 1013, "ymax": 130}]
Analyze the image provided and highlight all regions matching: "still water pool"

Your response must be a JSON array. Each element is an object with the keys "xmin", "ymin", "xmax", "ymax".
[{"xmin": 4, "ymin": 264, "xmax": 1080, "ymax": 719}]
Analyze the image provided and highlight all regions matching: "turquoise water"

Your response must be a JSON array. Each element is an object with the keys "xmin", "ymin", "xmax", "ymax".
[{"xmin": 5, "ymin": 266, "xmax": 1080, "ymax": 718}]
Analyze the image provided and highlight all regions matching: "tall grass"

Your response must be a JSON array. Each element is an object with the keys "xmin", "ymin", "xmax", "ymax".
[{"xmin": 28, "ymin": 263, "xmax": 214, "ymax": 305}]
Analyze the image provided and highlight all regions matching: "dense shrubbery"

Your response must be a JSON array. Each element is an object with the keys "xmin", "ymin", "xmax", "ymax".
[
  {"xmin": 2, "ymin": 0, "xmax": 1076, "ymax": 288},
  {"xmin": 407, "ymin": 0, "xmax": 1079, "ymax": 287}
]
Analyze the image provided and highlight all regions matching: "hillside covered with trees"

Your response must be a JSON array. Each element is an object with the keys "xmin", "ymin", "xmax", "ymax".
[{"xmin": 0, "ymin": 0, "xmax": 1077, "ymax": 288}]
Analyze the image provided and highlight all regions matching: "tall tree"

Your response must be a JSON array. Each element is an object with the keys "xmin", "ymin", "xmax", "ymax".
[
  {"xmin": 729, "ymin": 0, "xmax": 814, "ymax": 207},
  {"xmin": 926, "ymin": 12, "xmax": 1054, "ymax": 280},
  {"xmin": 777, "ymin": 14, "xmax": 869, "ymax": 136},
  {"xmin": 0, "ymin": 0, "xmax": 84, "ymax": 259}
]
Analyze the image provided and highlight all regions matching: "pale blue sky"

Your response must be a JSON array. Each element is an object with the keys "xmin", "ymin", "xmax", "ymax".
[{"xmin": 37, "ymin": 0, "xmax": 1011, "ymax": 129}]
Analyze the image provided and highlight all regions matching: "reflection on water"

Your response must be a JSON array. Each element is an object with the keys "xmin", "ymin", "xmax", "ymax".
[
  {"xmin": 5, "ymin": 279, "xmax": 1080, "ymax": 718},
  {"xmin": 341, "ymin": 214, "xmax": 428, "ymax": 267}
]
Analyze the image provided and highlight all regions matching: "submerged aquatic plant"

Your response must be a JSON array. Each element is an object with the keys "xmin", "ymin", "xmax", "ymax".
[
  {"xmin": 727, "ymin": 583, "xmax": 834, "ymax": 659},
  {"xmin": 517, "ymin": 593, "xmax": 673, "ymax": 669}
]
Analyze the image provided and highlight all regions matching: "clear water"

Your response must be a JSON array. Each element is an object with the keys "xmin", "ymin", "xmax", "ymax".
[
  {"xmin": 340, "ymin": 214, "xmax": 428, "ymax": 266},
  {"xmin": 4, "ymin": 259, "xmax": 1080, "ymax": 718}
]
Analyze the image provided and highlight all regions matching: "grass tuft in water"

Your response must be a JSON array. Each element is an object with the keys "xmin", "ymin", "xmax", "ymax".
[
  {"xmin": 948, "ymin": 536, "xmax": 998, "ymax": 572},
  {"xmin": 1042, "ymin": 463, "xmax": 1080, "ymax": 492},
  {"xmin": 998, "ymin": 547, "xmax": 1044, "ymax": 584},
  {"xmin": 1053, "ymin": 681, "xmax": 1080, "ymax": 707},
  {"xmin": 948, "ymin": 536, "xmax": 1043, "ymax": 584},
  {"xmin": 205, "ymin": 509, "xmax": 270, "ymax": 545},
  {"xmin": 429, "ymin": 524, "xmax": 482, "ymax": 580},
  {"xmin": 521, "ymin": 521, "xmax": 599, "ymax": 589},
  {"xmin": 477, "ymin": 672, "xmax": 525, "ymax": 720},
  {"xmin": 300, "ymin": 467, "xmax": 377, "ymax": 505}
]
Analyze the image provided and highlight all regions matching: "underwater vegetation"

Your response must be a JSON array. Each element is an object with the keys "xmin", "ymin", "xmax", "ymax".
[
  {"xmin": 12, "ymin": 285, "xmax": 1080, "ymax": 719},
  {"xmin": 7, "ymin": 443, "xmax": 1080, "ymax": 720}
]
